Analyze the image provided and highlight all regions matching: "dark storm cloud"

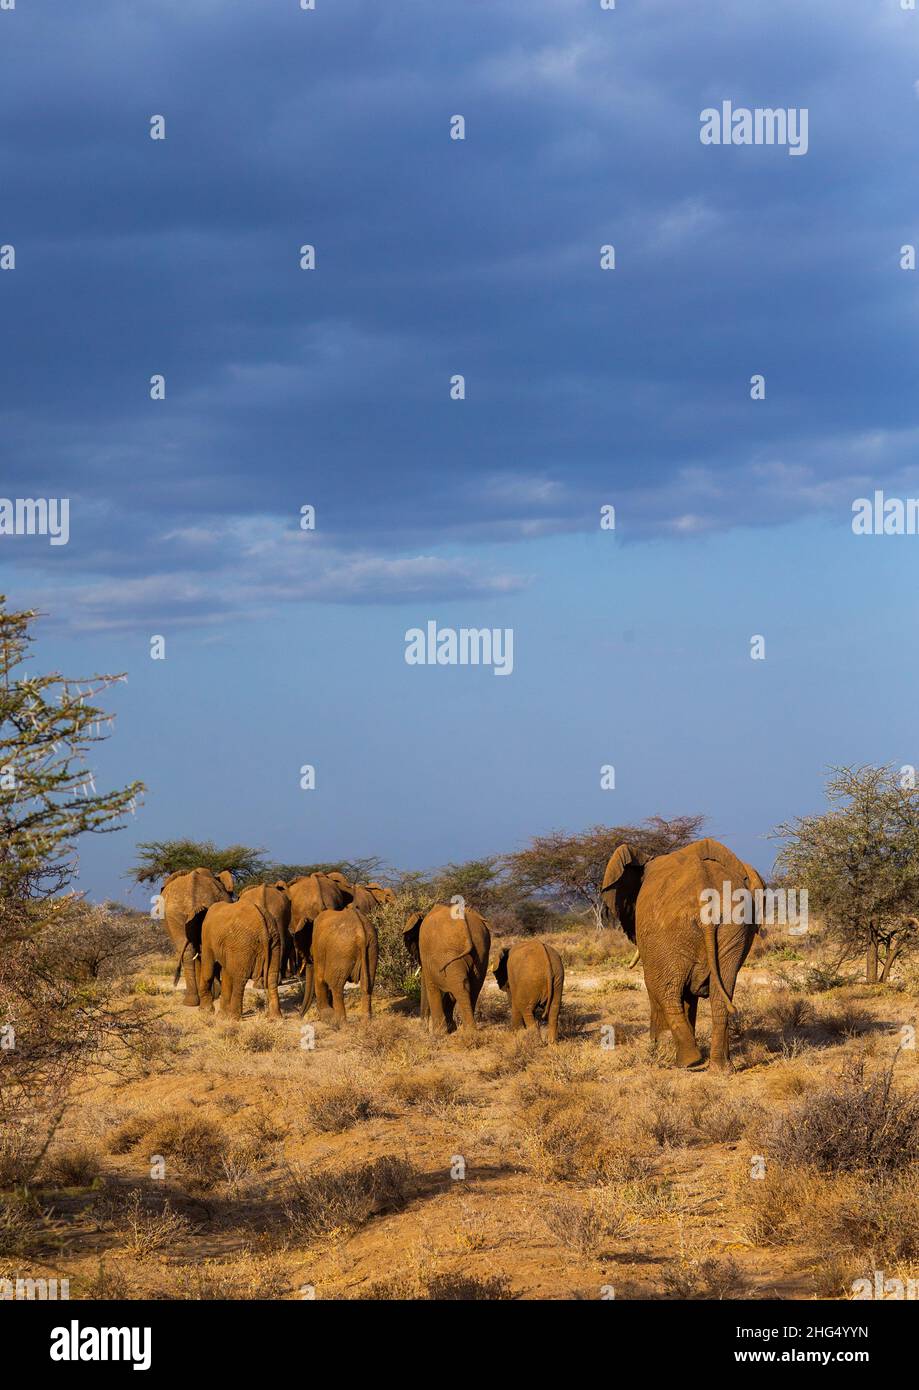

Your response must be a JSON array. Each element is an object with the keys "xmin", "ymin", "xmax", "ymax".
[{"xmin": 2, "ymin": 0, "xmax": 917, "ymax": 621}]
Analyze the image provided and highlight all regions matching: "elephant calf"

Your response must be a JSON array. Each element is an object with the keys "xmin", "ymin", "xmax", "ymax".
[
  {"xmin": 304, "ymin": 906, "xmax": 378, "ymax": 1024},
  {"xmin": 403, "ymin": 903, "xmax": 491, "ymax": 1034},
  {"xmin": 494, "ymin": 940, "xmax": 564, "ymax": 1043}
]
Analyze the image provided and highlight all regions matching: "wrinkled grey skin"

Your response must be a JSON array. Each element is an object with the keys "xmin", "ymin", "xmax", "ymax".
[
  {"xmin": 403, "ymin": 903, "xmax": 491, "ymax": 1034},
  {"xmin": 494, "ymin": 939, "xmax": 564, "ymax": 1043},
  {"xmin": 303, "ymin": 905, "xmax": 378, "ymax": 1024},
  {"xmin": 192, "ymin": 898, "xmax": 277, "ymax": 1021},
  {"xmin": 161, "ymin": 868, "xmax": 233, "ymax": 1005},
  {"xmin": 601, "ymin": 837, "xmax": 765, "ymax": 1071}
]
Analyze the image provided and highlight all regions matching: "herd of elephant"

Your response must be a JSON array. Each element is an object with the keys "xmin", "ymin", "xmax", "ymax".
[{"xmin": 160, "ymin": 837, "xmax": 766, "ymax": 1069}]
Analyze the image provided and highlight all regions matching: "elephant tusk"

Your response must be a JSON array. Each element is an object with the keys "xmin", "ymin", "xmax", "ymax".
[{"xmin": 627, "ymin": 949, "xmax": 640, "ymax": 968}]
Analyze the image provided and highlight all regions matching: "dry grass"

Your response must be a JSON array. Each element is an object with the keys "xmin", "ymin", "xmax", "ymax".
[
  {"xmin": 767, "ymin": 1057, "xmax": 919, "ymax": 1173},
  {"xmin": 280, "ymin": 1155, "xmax": 416, "ymax": 1241},
  {"xmin": 9, "ymin": 929, "xmax": 919, "ymax": 1301},
  {"xmin": 543, "ymin": 1185, "xmax": 635, "ymax": 1254},
  {"xmin": 302, "ymin": 1078, "xmax": 378, "ymax": 1133}
]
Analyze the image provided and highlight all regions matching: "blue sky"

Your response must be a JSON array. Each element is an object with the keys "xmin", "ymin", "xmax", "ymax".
[{"xmin": 2, "ymin": 0, "xmax": 918, "ymax": 903}]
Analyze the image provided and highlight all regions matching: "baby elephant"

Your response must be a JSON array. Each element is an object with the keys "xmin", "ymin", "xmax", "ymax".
[
  {"xmin": 494, "ymin": 940, "xmax": 564, "ymax": 1043},
  {"xmin": 304, "ymin": 905, "xmax": 378, "ymax": 1024}
]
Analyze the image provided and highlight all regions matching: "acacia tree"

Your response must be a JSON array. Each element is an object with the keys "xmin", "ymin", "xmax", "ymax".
[
  {"xmin": 0, "ymin": 598, "xmax": 144, "ymax": 1180},
  {"xmin": 0, "ymin": 602, "xmax": 143, "ymax": 901},
  {"xmin": 433, "ymin": 857, "xmax": 504, "ymax": 915},
  {"xmin": 504, "ymin": 815, "xmax": 705, "ymax": 929},
  {"xmin": 130, "ymin": 839, "xmax": 267, "ymax": 886},
  {"xmin": 774, "ymin": 765, "xmax": 919, "ymax": 983}
]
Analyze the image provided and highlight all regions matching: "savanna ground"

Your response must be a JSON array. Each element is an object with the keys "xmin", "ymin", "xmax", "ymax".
[{"xmin": 4, "ymin": 920, "xmax": 919, "ymax": 1302}]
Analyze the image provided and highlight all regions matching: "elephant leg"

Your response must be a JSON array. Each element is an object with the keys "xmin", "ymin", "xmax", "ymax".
[
  {"xmin": 222, "ymin": 971, "xmax": 245, "ymax": 1020},
  {"xmin": 196, "ymin": 955, "xmax": 214, "ymax": 1012},
  {"xmin": 266, "ymin": 953, "xmax": 281, "ymax": 1019},
  {"xmin": 183, "ymin": 955, "xmax": 201, "ymax": 1006},
  {"xmin": 425, "ymin": 978, "xmax": 448, "ymax": 1035},
  {"xmin": 314, "ymin": 970, "xmax": 331, "ymax": 1020},
  {"xmin": 298, "ymin": 964, "xmax": 315, "ymax": 1018},
  {"xmin": 510, "ymin": 1002, "xmax": 524, "ymax": 1031},
  {"xmin": 522, "ymin": 1006, "xmax": 538, "ymax": 1032},
  {"xmin": 218, "ymin": 968, "xmax": 233, "ymax": 1016},
  {"xmin": 708, "ymin": 992, "xmax": 732, "ymax": 1071},
  {"xmin": 329, "ymin": 982, "xmax": 347, "ymax": 1026},
  {"xmin": 419, "ymin": 974, "xmax": 430, "ymax": 1021},
  {"xmin": 546, "ymin": 985, "xmax": 561, "ymax": 1044},
  {"xmin": 444, "ymin": 963, "xmax": 475, "ymax": 1030},
  {"xmin": 663, "ymin": 999, "xmax": 704, "ymax": 1068},
  {"xmin": 647, "ymin": 990, "xmax": 666, "ymax": 1043}
]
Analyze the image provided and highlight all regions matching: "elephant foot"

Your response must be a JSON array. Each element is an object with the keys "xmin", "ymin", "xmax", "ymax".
[
  {"xmin": 183, "ymin": 995, "xmax": 200, "ymax": 1007},
  {"xmin": 676, "ymin": 1046, "xmax": 705, "ymax": 1069},
  {"xmin": 708, "ymin": 1056, "xmax": 734, "ymax": 1073}
]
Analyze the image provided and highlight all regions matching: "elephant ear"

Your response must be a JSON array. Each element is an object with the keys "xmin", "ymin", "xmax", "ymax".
[
  {"xmin": 403, "ymin": 911, "xmax": 425, "ymax": 964},
  {"xmin": 494, "ymin": 947, "xmax": 510, "ymax": 990},
  {"xmin": 217, "ymin": 869, "xmax": 234, "ymax": 893},
  {"xmin": 599, "ymin": 843, "xmax": 645, "ymax": 940},
  {"xmin": 743, "ymin": 862, "xmax": 766, "ymax": 930}
]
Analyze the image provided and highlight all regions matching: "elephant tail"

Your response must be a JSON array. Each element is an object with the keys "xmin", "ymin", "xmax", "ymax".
[
  {"xmin": 173, "ymin": 940, "xmax": 190, "ymax": 987},
  {"xmin": 702, "ymin": 919, "xmax": 737, "ymax": 1016}
]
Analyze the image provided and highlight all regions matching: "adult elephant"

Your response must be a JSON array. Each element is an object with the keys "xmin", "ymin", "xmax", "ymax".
[
  {"xmin": 160, "ymin": 868, "xmax": 234, "ymax": 1006},
  {"xmin": 180, "ymin": 897, "xmax": 279, "ymax": 1021},
  {"xmin": 283, "ymin": 873, "xmax": 353, "ymax": 1002},
  {"xmin": 403, "ymin": 903, "xmax": 491, "ymax": 1034},
  {"xmin": 600, "ymin": 837, "xmax": 764, "ymax": 1071},
  {"xmin": 303, "ymin": 905, "xmax": 378, "ymax": 1023},
  {"xmin": 349, "ymin": 881, "xmax": 396, "ymax": 914},
  {"xmin": 240, "ymin": 881, "xmax": 292, "ymax": 984}
]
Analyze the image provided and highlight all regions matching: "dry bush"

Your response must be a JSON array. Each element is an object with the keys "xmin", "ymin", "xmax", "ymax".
[
  {"xmin": 736, "ymin": 1165, "xmax": 831, "ymax": 1247},
  {"xmin": 105, "ymin": 1110, "xmax": 160, "ymax": 1156},
  {"xmin": 543, "ymin": 1185, "xmax": 634, "ymax": 1255},
  {"xmin": 149, "ymin": 1252, "xmax": 296, "ymax": 1300},
  {"xmin": 769, "ymin": 1057, "xmax": 919, "ymax": 1173},
  {"xmin": 554, "ymin": 930, "xmax": 629, "ymax": 968},
  {"xmin": 236, "ymin": 1101, "xmax": 288, "ymax": 1154},
  {"xmin": 738, "ymin": 1164, "xmax": 919, "ymax": 1269},
  {"xmin": 83, "ymin": 1259, "xmax": 131, "ymax": 1299},
  {"xmin": 120, "ymin": 1191, "xmax": 192, "ymax": 1256},
  {"xmin": 142, "ymin": 1112, "xmax": 229, "ymax": 1192},
  {"xmin": 281, "ymin": 1155, "xmax": 415, "ymax": 1241},
  {"xmin": 0, "ymin": 1192, "xmax": 51, "ymax": 1258},
  {"xmin": 39, "ymin": 1143, "xmax": 102, "ymax": 1187},
  {"xmin": 662, "ymin": 1251, "xmax": 749, "ymax": 1300},
  {"xmin": 605, "ymin": 1072, "xmax": 762, "ymax": 1154},
  {"xmin": 0, "ymin": 1106, "xmax": 63, "ymax": 1187},
  {"xmin": 517, "ymin": 1077, "xmax": 647, "ymax": 1182},
  {"xmin": 385, "ymin": 1067, "xmax": 464, "ymax": 1111},
  {"xmin": 303, "ymin": 1078, "xmax": 378, "ymax": 1133},
  {"xmin": 352, "ymin": 1015, "xmax": 436, "ymax": 1066},
  {"xmin": 479, "ymin": 1029, "xmax": 543, "ymax": 1078},
  {"xmin": 237, "ymin": 1019, "xmax": 292, "ymax": 1053},
  {"xmin": 356, "ymin": 1266, "xmax": 512, "ymax": 1300},
  {"xmin": 814, "ymin": 999, "xmax": 874, "ymax": 1041}
]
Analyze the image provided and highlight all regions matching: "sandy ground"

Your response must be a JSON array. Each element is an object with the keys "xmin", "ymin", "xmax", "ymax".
[{"xmin": 5, "ymin": 930, "xmax": 919, "ymax": 1301}]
